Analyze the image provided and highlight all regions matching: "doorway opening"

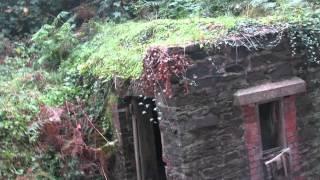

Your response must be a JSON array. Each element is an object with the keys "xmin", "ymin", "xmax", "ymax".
[{"xmin": 131, "ymin": 97, "xmax": 166, "ymax": 180}]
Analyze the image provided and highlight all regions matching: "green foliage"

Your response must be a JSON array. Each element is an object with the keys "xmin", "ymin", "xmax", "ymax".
[
  {"xmin": 96, "ymin": 0, "xmax": 136, "ymax": 21},
  {"xmin": 288, "ymin": 8, "xmax": 320, "ymax": 63},
  {"xmin": 199, "ymin": 0, "xmax": 246, "ymax": 17},
  {"xmin": 0, "ymin": 39, "xmax": 80, "ymax": 178},
  {"xmin": 0, "ymin": 60, "xmax": 39, "ymax": 177},
  {"xmin": 65, "ymin": 7, "xmax": 320, "ymax": 81},
  {"xmin": 1, "ymin": 0, "xmax": 320, "ymax": 179},
  {"xmin": 133, "ymin": 0, "xmax": 284, "ymax": 19},
  {"xmin": 133, "ymin": 0, "xmax": 239, "ymax": 19},
  {"xmin": 32, "ymin": 12, "xmax": 78, "ymax": 70},
  {"xmin": 0, "ymin": 0, "xmax": 67, "ymax": 37},
  {"xmin": 26, "ymin": 149, "xmax": 104, "ymax": 180},
  {"xmin": 157, "ymin": 0, "xmax": 202, "ymax": 19},
  {"xmin": 134, "ymin": 0, "xmax": 316, "ymax": 21},
  {"xmin": 72, "ymin": 17, "xmax": 240, "ymax": 80},
  {"xmin": 0, "ymin": 11, "xmax": 115, "ymax": 178}
]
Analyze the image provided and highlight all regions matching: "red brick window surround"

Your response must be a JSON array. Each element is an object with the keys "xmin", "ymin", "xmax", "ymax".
[{"xmin": 234, "ymin": 77, "xmax": 306, "ymax": 180}]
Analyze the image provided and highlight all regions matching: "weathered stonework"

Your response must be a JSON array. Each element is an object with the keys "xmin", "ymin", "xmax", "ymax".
[
  {"xmin": 110, "ymin": 100, "xmax": 137, "ymax": 180},
  {"xmin": 156, "ymin": 38, "xmax": 320, "ymax": 179},
  {"xmin": 112, "ymin": 34, "xmax": 320, "ymax": 179}
]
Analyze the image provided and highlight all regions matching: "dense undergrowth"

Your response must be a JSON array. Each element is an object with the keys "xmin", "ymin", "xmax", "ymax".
[
  {"xmin": 1, "ymin": 0, "xmax": 320, "ymax": 179},
  {"xmin": 0, "ymin": 14, "xmax": 114, "ymax": 178}
]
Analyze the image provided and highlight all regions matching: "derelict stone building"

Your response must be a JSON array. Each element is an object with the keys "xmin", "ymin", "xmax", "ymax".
[{"xmin": 109, "ymin": 26, "xmax": 320, "ymax": 180}]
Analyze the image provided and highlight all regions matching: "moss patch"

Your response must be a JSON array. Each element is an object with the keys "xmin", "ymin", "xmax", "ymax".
[
  {"xmin": 66, "ymin": 9, "xmax": 312, "ymax": 80},
  {"xmin": 70, "ymin": 17, "xmax": 245, "ymax": 80}
]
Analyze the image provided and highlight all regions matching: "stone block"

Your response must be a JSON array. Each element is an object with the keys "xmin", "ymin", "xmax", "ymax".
[{"xmin": 234, "ymin": 77, "xmax": 306, "ymax": 105}]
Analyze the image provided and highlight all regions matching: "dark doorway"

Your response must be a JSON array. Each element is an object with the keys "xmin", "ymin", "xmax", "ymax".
[
  {"xmin": 131, "ymin": 97, "xmax": 166, "ymax": 180},
  {"xmin": 258, "ymin": 101, "xmax": 283, "ymax": 151}
]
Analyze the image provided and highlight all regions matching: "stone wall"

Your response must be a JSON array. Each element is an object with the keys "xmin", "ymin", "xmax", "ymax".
[
  {"xmin": 296, "ymin": 67, "xmax": 320, "ymax": 177},
  {"xmin": 110, "ymin": 99, "xmax": 137, "ymax": 180},
  {"xmin": 155, "ymin": 37, "xmax": 320, "ymax": 179}
]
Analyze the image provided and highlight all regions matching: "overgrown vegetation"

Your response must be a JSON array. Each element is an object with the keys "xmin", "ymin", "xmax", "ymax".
[
  {"xmin": 1, "ymin": 0, "xmax": 320, "ymax": 179},
  {"xmin": 0, "ymin": 0, "xmax": 77, "ymax": 37},
  {"xmin": 74, "ymin": 17, "xmax": 239, "ymax": 80},
  {"xmin": 0, "ymin": 12, "xmax": 114, "ymax": 179}
]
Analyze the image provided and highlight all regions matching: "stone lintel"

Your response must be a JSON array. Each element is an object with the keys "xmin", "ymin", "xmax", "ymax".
[{"xmin": 234, "ymin": 77, "xmax": 306, "ymax": 106}]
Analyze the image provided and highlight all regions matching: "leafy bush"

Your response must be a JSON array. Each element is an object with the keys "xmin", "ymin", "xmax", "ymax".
[
  {"xmin": 0, "ymin": 65, "xmax": 40, "ymax": 178},
  {"xmin": 27, "ymin": 102, "xmax": 114, "ymax": 179},
  {"xmin": 95, "ymin": 0, "xmax": 135, "ymax": 21},
  {"xmin": 288, "ymin": 8, "xmax": 320, "ymax": 63},
  {"xmin": 31, "ymin": 12, "xmax": 78, "ymax": 70},
  {"xmin": 149, "ymin": 0, "xmax": 201, "ymax": 19},
  {"xmin": 0, "ymin": 9, "xmax": 118, "ymax": 177},
  {"xmin": 0, "ymin": 0, "xmax": 68, "ymax": 37},
  {"xmin": 0, "ymin": 38, "xmax": 80, "ymax": 178}
]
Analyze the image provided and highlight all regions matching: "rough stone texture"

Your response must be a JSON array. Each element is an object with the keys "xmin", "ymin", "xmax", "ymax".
[
  {"xmin": 113, "ymin": 36, "xmax": 320, "ymax": 179},
  {"xmin": 154, "ymin": 38, "xmax": 320, "ymax": 179},
  {"xmin": 110, "ymin": 101, "xmax": 137, "ymax": 180}
]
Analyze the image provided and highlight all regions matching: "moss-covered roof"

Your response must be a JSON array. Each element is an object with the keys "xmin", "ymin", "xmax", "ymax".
[
  {"xmin": 69, "ymin": 17, "xmax": 239, "ymax": 80},
  {"xmin": 63, "ymin": 9, "xmax": 317, "ymax": 81}
]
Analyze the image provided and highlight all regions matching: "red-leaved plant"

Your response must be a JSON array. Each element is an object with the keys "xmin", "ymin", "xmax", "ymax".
[
  {"xmin": 34, "ymin": 101, "xmax": 114, "ymax": 179},
  {"xmin": 141, "ymin": 47, "xmax": 191, "ymax": 97}
]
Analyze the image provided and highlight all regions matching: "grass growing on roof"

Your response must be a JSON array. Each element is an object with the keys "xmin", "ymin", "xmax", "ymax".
[
  {"xmin": 73, "ymin": 17, "xmax": 243, "ymax": 80},
  {"xmin": 70, "ymin": 11, "xmax": 308, "ymax": 80}
]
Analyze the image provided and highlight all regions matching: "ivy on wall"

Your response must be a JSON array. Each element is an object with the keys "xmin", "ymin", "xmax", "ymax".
[{"xmin": 288, "ymin": 9, "xmax": 320, "ymax": 63}]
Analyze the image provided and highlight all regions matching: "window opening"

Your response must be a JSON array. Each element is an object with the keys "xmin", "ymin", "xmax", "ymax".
[{"xmin": 258, "ymin": 101, "xmax": 282, "ymax": 151}]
